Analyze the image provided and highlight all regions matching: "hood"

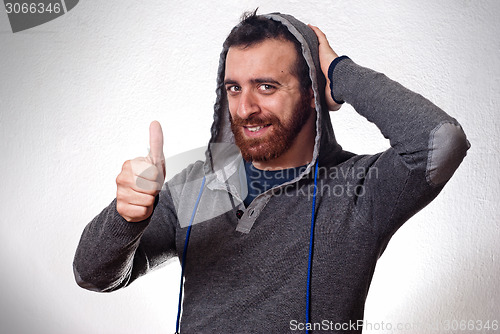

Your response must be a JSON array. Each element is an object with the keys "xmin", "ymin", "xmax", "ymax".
[
  {"xmin": 204, "ymin": 12, "xmax": 343, "ymax": 178},
  {"xmin": 170, "ymin": 13, "xmax": 346, "ymax": 230}
]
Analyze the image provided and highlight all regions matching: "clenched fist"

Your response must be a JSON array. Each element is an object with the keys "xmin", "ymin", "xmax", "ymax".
[{"xmin": 116, "ymin": 121, "xmax": 166, "ymax": 222}]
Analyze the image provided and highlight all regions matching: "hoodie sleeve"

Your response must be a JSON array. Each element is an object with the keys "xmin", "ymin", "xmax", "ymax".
[
  {"xmin": 72, "ymin": 188, "xmax": 178, "ymax": 292},
  {"xmin": 328, "ymin": 57, "xmax": 470, "ymax": 242}
]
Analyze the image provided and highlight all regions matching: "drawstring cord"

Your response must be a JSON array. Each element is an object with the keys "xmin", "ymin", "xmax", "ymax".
[
  {"xmin": 175, "ymin": 176, "xmax": 206, "ymax": 334},
  {"xmin": 174, "ymin": 159, "xmax": 319, "ymax": 334},
  {"xmin": 306, "ymin": 159, "xmax": 319, "ymax": 333}
]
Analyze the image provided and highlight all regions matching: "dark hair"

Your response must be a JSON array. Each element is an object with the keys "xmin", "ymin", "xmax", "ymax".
[{"xmin": 225, "ymin": 10, "xmax": 312, "ymax": 95}]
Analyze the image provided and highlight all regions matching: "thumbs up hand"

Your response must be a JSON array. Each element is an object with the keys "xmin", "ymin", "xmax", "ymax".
[{"xmin": 116, "ymin": 121, "xmax": 166, "ymax": 222}]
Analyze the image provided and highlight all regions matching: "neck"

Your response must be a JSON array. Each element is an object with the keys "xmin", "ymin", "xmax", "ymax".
[{"xmin": 252, "ymin": 114, "xmax": 316, "ymax": 171}]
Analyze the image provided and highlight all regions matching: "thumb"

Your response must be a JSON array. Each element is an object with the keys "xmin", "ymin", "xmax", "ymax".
[
  {"xmin": 148, "ymin": 121, "xmax": 166, "ymax": 182},
  {"xmin": 149, "ymin": 120, "xmax": 164, "ymax": 164}
]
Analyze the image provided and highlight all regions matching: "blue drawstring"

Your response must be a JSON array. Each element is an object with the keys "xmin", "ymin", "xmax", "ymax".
[
  {"xmin": 306, "ymin": 159, "xmax": 319, "ymax": 333},
  {"xmin": 174, "ymin": 160, "xmax": 319, "ymax": 333},
  {"xmin": 175, "ymin": 176, "xmax": 206, "ymax": 334}
]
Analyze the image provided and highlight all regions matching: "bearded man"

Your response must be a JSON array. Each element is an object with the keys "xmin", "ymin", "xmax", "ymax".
[{"xmin": 74, "ymin": 11, "xmax": 469, "ymax": 333}]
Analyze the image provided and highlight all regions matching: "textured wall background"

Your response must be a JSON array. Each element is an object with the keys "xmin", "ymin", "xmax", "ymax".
[{"xmin": 0, "ymin": 1, "xmax": 498, "ymax": 333}]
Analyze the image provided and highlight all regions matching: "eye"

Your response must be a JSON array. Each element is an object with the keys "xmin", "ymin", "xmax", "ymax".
[
  {"xmin": 258, "ymin": 84, "xmax": 276, "ymax": 93},
  {"xmin": 225, "ymin": 85, "xmax": 241, "ymax": 94}
]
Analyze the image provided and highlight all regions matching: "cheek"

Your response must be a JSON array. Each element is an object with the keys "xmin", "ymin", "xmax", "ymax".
[
  {"xmin": 226, "ymin": 97, "xmax": 238, "ymax": 118},
  {"xmin": 260, "ymin": 96, "xmax": 287, "ymax": 114},
  {"xmin": 263, "ymin": 95, "xmax": 300, "ymax": 117}
]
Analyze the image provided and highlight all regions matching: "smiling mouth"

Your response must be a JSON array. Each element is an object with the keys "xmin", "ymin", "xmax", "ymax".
[{"xmin": 245, "ymin": 124, "xmax": 271, "ymax": 132}]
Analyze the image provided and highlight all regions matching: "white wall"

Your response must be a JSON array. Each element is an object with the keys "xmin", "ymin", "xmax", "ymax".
[{"xmin": 0, "ymin": 1, "xmax": 498, "ymax": 333}]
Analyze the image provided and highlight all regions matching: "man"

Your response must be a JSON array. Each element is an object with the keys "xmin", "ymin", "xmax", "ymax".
[{"xmin": 74, "ymin": 11, "xmax": 469, "ymax": 333}]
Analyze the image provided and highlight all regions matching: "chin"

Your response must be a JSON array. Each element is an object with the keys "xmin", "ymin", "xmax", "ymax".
[{"xmin": 242, "ymin": 146, "xmax": 284, "ymax": 163}]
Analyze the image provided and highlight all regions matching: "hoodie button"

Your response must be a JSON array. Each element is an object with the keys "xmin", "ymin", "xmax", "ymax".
[{"xmin": 236, "ymin": 210, "xmax": 243, "ymax": 219}]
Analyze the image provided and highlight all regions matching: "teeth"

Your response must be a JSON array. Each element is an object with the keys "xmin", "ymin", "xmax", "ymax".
[{"xmin": 247, "ymin": 126, "xmax": 264, "ymax": 132}]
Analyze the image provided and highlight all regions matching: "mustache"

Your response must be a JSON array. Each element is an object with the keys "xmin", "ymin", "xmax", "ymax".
[{"xmin": 230, "ymin": 113, "xmax": 281, "ymax": 126}]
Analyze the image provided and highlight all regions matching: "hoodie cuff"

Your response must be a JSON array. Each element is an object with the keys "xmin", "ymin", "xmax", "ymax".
[
  {"xmin": 107, "ymin": 198, "xmax": 152, "ymax": 239},
  {"xmin": 328, "ymin": 55, "xmax": 350, "ymax": 105}
]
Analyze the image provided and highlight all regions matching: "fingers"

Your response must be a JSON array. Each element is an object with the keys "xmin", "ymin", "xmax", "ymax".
[
  {"xmin": 308, "ymin": 24, "xmax": 338, "ymax": 73},
  {"xmin": 308, "ymin": 24, "xmax": 342, "ymax": 112},
  {"xmin": 131, "ymin": 159, "xmax": 161, "ymax": 186},
  {"xmin": 308, "ymin": 24, "xmax": 328, "ymax": 47},
  {"xmin": 116, "ymin": 201, "xmax": 154, "ymax": 223},
  {"xmin": 116, "ymin": 158, "xmax": 162, "ymax": 222},
  {"xmin": 117, "ymin": 184, "xmax": 157, "ymax": 207},
  {"xmin": 117, "ymin": 158, "xmax": 163, "ymax": 194}
]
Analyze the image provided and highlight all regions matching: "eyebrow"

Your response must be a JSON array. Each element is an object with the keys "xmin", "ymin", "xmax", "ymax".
[{"xmin": 223, "ymin": 78, "xmax": 282, "ymax": 86}]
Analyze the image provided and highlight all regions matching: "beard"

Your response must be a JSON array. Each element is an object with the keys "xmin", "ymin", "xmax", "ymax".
[{"xmin": 230, "ymin": 94, "xmax": 314, "ymax": 162}]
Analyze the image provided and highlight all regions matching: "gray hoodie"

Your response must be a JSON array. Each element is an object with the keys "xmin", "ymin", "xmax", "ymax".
[{"xmin": 74, "ymin": 13, "xmax": 469, "ymax": 333}]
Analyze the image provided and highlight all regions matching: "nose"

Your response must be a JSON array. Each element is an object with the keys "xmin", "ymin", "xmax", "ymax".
[{"xmin": 236, "ymin": 90, "xmax": 260, "ymax": 119}]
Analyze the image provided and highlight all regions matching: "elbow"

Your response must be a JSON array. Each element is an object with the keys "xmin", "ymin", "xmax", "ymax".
[
  {"xmin": 73, "ymin": 263, "xmax": 106, "ymax": 292},
  {"xmin": 73, "ymin": 259, "xmax": 132, "ymax": 293},
  {"xmin": 425, "ymin": 121, "xmax": 470, "ymax": 186}
]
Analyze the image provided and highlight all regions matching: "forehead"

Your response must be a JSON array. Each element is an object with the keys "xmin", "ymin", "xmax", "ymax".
[{"xmin": 224, "ymin": 38, "xmax": 298, "ymax": 80}]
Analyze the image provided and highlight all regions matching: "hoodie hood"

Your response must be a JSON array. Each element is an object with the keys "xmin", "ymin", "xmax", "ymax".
[
  {"xmin": 204, "ymin": 12, "xmax": 343, "ymax": 178},
  {"xmin": 170, "ymin": 13, "xmax": 345, "ymax": 230}
]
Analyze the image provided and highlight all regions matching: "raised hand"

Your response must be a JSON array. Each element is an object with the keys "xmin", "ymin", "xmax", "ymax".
[
  {"xmin": 308, "ymin": 24, "xmax": 342, "ymax": 111},
  {"xmin": 116, "ymin": 121, "xmax": 165, "ymax": 222}
]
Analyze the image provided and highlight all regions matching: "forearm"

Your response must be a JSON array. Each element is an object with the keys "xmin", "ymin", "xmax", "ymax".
[
  {"xmin": 329, "ymin": 57, "xmax": 469, "ymax": 185},
  {"xmin": 74, "ymin": 184, "xmax": 179, "ymax": 292},
  {"xmin": 73, "ymin": 199, "xmax": 151, "ymax": 292}
]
